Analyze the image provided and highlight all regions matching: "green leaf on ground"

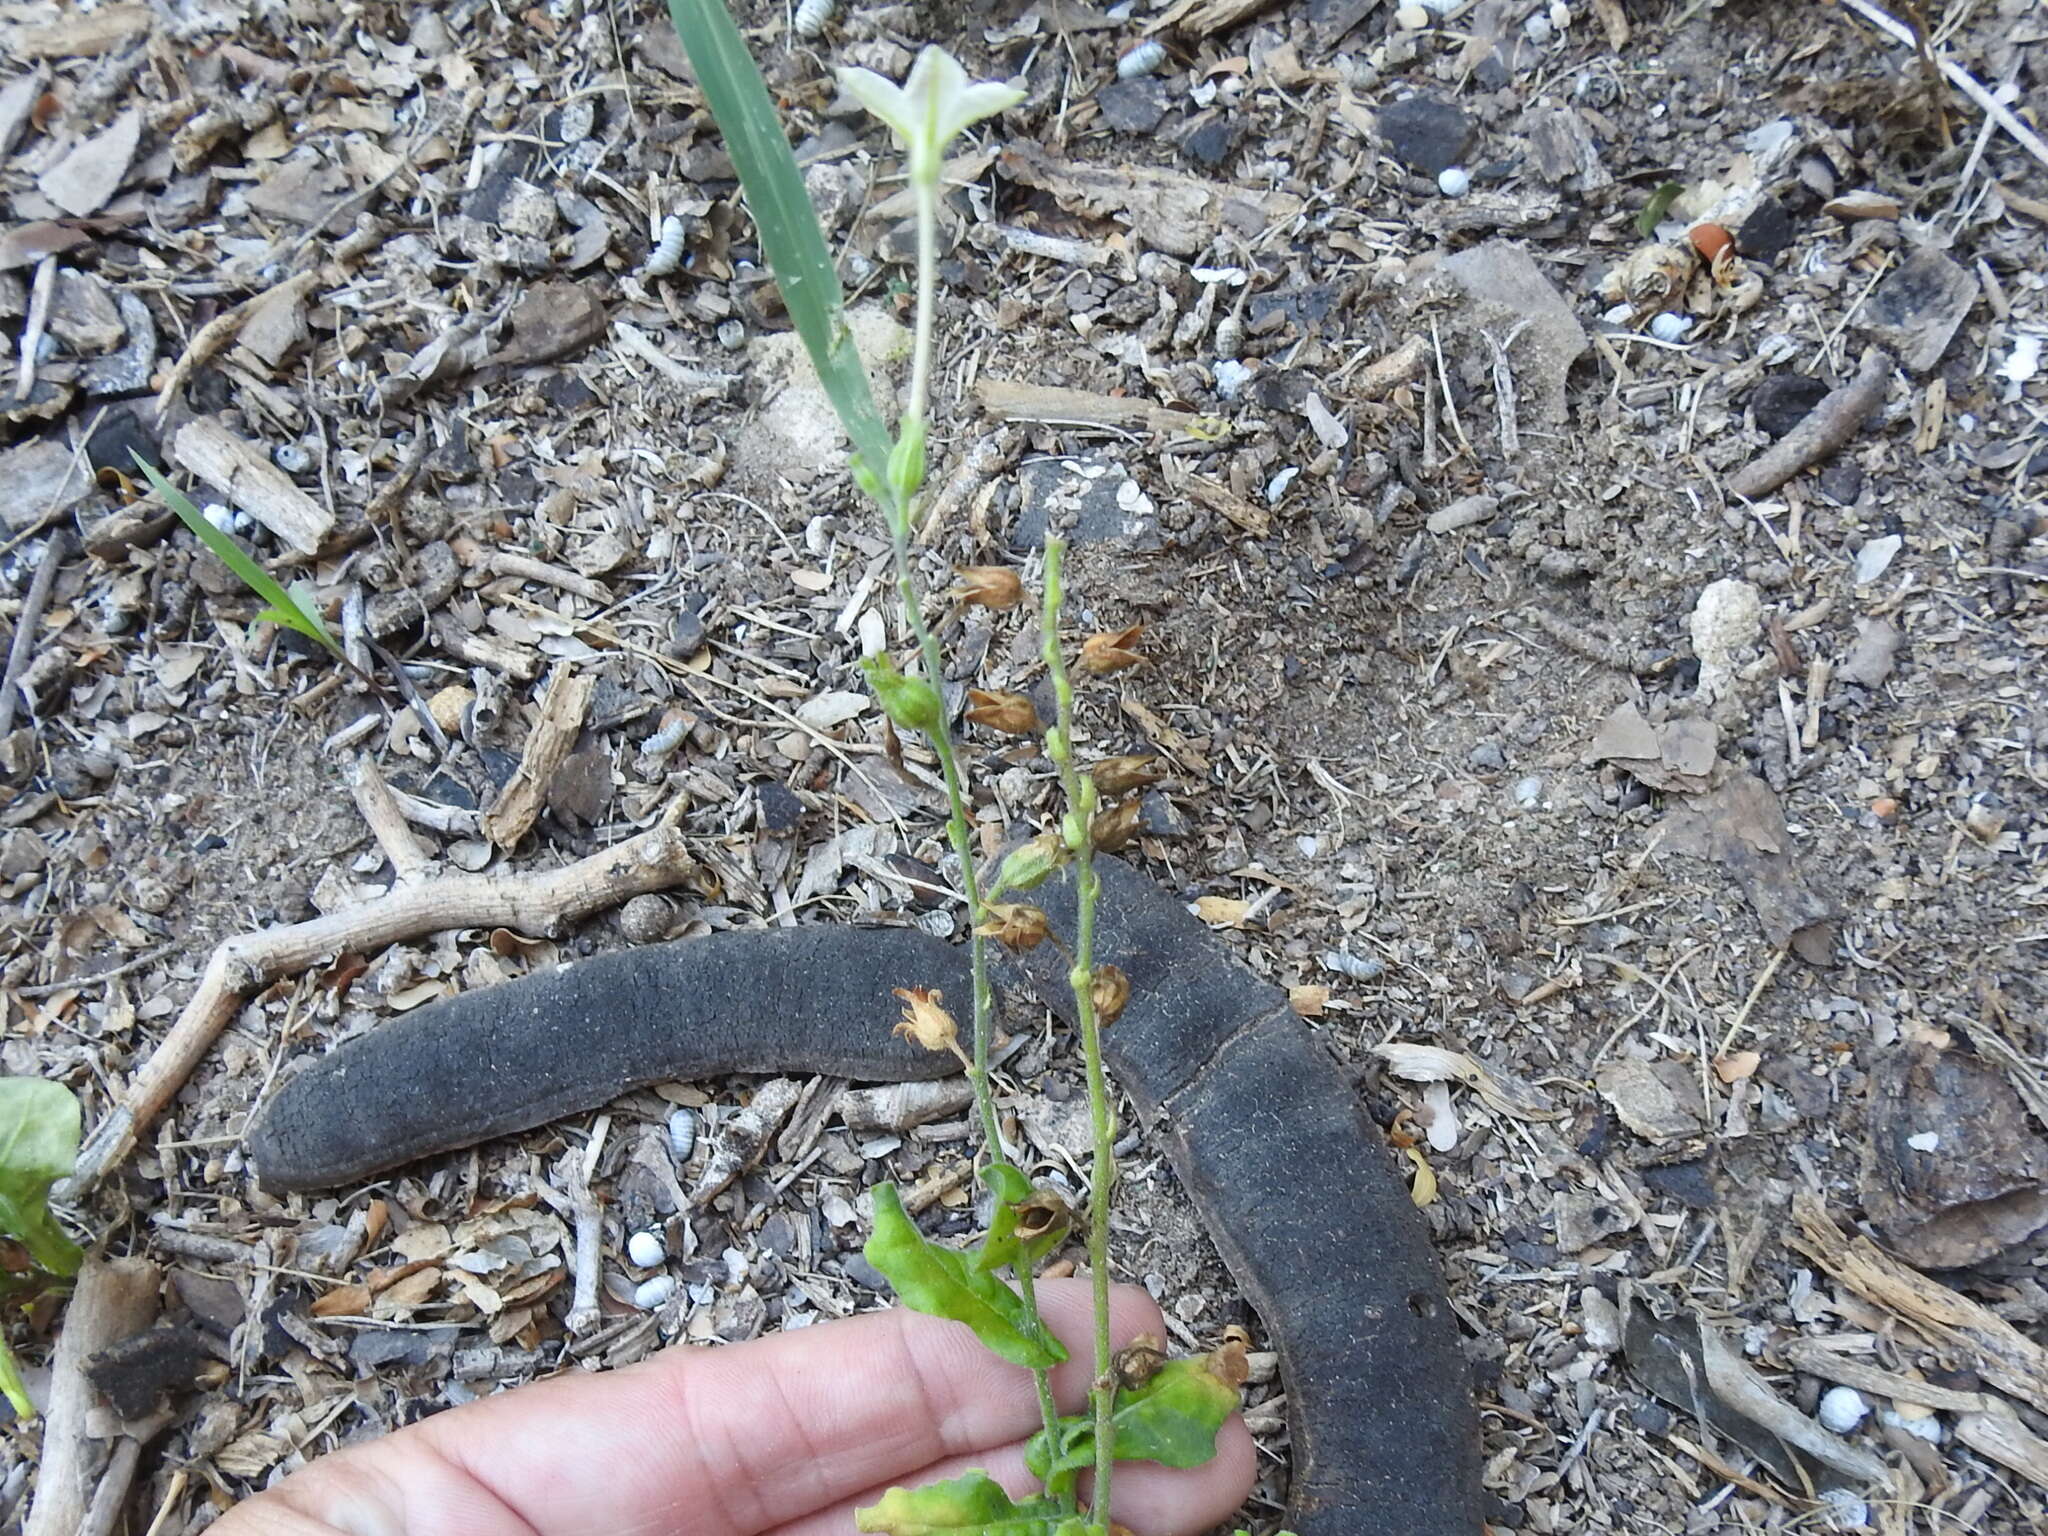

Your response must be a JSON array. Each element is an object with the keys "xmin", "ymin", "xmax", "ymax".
[
  {"xmin": 864, "ymin": 1184, "xmax": 1067, "ymax": 1369},
  {"xmin": 1636, "ymin": 180, "xmax": 1684, "ymax": 238},
  {"xmin": 856, "ymin": 1471, "xmax": 1082, "ymax": 1536},
  {"xmin": 0, "ymin": 1078, "xmax": 84, "ymax": 1279},
  {"xmin": 132, "ymin": 456, "xmax": 341, "ymax": 658},
  {"xmin": 665, "ymin": 0, "xmax": 893, "ymax": 476}
]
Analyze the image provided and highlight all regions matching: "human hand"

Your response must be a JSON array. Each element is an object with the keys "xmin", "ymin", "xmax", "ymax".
[{"xmin": 216, "ymin": 1277, "xmax": 1257, "ymax": 1535}]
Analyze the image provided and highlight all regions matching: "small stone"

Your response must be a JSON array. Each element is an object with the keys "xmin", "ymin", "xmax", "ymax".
[
  {"xmin": 1179, "ymin": 114, "xmax": 1240, "ymax": 171},
  {"xmin": 1818, "ymin": 1386, "xmax": 1870, "ymax": 1433},
  {"xmin": 1749, "ymin": 373, "xmax": 1831, "ymax": 437},
  {"xmin": 1436, "ymin": 165, "xmax": 1470, "ymax": 198},
  {"xmin": 668, "ymin": 603, "xmax": 707, "ymax": 659},
  {"xmin": 1853, "ymin": 533, "xmax": 1902, "ymax": 585},
  {"xmin": 632, "ymin": 1274, "xmax": 678, "ymax": 1309},
  {"xmin": 1378, "ymin": 94, "xmax": 1474, "ymax": 176},
  {"xmin": 1509, "ymin": 775, "xmax": 1544, "ymax": 809},
  {"xmin": 1393, "ymin": 3, "xmax": 1430, "ymax": 27},
  {"xmin": 1097, "ymin": 78, "xmax": 1168, "ymax": 135},
  {"xmin": 627, "ymin": 1230, "xmax": 667, "ymax": 1268},
  {"xmin": 1136, "ymin": 789, "xmax": 1187, "ymax": 839},
  {"xmin": 1818, "ymin": 459, "xmax": 1863, "ymax": 505},
  {"xmin": 1648, "ymin": 312, "xmax": 1691, "ymax": 343},
  {"xmin": 1468, "ymin": 740, "xmax": 1507, "ymax": 772},
  {"xmin": 1523, "ymin": 14, "xmax": 1553, "ymax": 43},
  {"xmin": 1735, "ymin": 198, "xmax": 1795, "ymax": 262},
  {"xmin": 757, "ymin": 780, "xmax": 804, "ymax": 833},
  {"xmin": 1863, "ymin": 249, "xmax": 1980, "ymax": 374},
  {"xmin": 1426, "ymin": 493, "xmax": 1496, "ymax": 533}
]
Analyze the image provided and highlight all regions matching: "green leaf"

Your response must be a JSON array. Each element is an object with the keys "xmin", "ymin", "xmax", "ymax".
[
  {"xmin": 1636, "ymin": 181, "xmax": 1684, "ymax": 239},
  {"xmin": 975, "ymin": 1170, "xmax": 1071, "ymax": 1275},
  {"xmin": 0, "ymin": 1079, "xmax": 84, "ymax": 1279},
  {"xmin": 132, "ymin": 456, "xmax": 341, "ymax": 658},
  {"xmin": 856, "ymin": 1471, "xmax": 1082, "ymax": 1536},
  {"xmin": 1025, "ymin": 1351, "xmax": 1244, "ymax": 1494},
  {"xmin": 864, "ymin": 1184, "xmax": 1067, "ymax": 1369},
  {"xmin": 0, "ymin": 1333, "xmax": 31, "ymax": 1419},
  {"xmin": 666, "ymin": 0, "xmax": 894, "ymax": 475}
]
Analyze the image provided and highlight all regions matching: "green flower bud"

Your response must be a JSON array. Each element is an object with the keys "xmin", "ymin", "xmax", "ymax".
[{"xmin": 862, "ymin": 654, "xmax": 943, "ymax": 735}]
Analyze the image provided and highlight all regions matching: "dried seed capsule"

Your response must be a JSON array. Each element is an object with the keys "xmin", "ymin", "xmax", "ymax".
[
  {"xmin": 976, "ymin": 902, "xmax": 1051, "ymax": 951},
  {"xmin": 953, "ymin": 565, "xmax": 1024, "ymax": 609},
  {"xmin": 1090, "ymin": 754, "xmax": 1165, "ymax": 796},
  {"xmin": 794, "ymin": 0, "xmax": 836, "ymax": 39},
  {"xmin": 965, "ymin": 688, "xmax": 1041, "ymax": 736},
  {"xmin": 1117, "ymin": 39, "xmax": 1167, "ymax": 79},
  {"xmin": 641, "ymin": 214, "xmax": 687, "ymax": 278},
  {"xmin": 1091, "ymin": 964, "xmax": 1131, "ymax": 1025},
  {"xmin": 1090, "ymin": 797, "xmax": 1142, "ymax": 852}
]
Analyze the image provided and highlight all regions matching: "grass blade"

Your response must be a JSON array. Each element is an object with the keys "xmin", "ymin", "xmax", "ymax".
[
  {"xmin": 666, "ymin": 0, "xmax": 894, "ymax": 473},
  {"xmin": 132, "ymin": 456, "xmax": 342, "ymax": 658}
]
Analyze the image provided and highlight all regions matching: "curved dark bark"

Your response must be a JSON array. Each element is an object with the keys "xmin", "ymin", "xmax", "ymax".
[{"xmin": 251, "ymin": 861, "xmax": 1482, "ymax": 1536}]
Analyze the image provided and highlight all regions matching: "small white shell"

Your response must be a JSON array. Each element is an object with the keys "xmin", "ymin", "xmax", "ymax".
[
  {"xmin": 626, "ymin": 1229, "xmax": 667, "ymax": 1268},
  {"xmin": 1648, "ymin": 311, "xmax": 1693, "ymax": 343},
  {"xmin": 1436, "ymin": 166, "xmax": 1470, "ymax": 197},
  {"xmin": 1117, "ymin": 39, "xmax": 1168, "ymax": 80},
  {"xmin": 668, "ymin": 1106, "xmax": 699, "ymax": 1161},
  {"xmin": 794, "ymin": 0, "xmax": 836, "ymax": 40},
  {"xmin": 632, "ymin": 1273, "xmax": 678, "ymax": 1310},
  {"xmin": 641, "ymin": 214, "xmax": 687, "ymax": 278},
  {"xmin": 1818, "ymin": 1387, "xmax": 1869, "ymax": 1433}
]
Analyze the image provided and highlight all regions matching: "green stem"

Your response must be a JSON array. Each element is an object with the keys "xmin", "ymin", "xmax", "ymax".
[
  {"xmin": 1039, "ymin": 540, "xmax": 1115, "ymax": 1528},
  {"xmin": 886, "ymin": 159, "xmax": 1061, "ymax": 1460}
]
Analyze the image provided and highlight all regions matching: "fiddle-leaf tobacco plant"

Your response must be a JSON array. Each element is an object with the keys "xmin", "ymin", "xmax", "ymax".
[{"xmin": 665, "ymin": 5, "xmax": 1245, "ymax": 1529}]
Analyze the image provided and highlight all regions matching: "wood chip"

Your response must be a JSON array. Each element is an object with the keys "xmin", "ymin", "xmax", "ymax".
[
  {"xmin": 171, "ymin": 416, "xmax": 334, "ymax": 556},
  {"xmin": 481, "ymin": 666, "xmax": 596, "ymax": 849}
]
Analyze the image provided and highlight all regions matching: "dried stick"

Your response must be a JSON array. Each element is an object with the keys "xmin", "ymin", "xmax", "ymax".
[
  {"xmin": 63, "ymin": 814, "xmax": 696, "ymax": 1196},
  {"xmin": 14, "ymin": 254, "xmax": 56, "ymax": 402},
  {"xmin": 0, "ymin": 527, "xmax": 70, "ymax": 737},
  {"xmin": 24, "ymin": 1257, "xmax": 161, "ymax": 1536},
  {"xmin": 1834, "ymin": 0, "xmax": 2048, "ymax": 173},
  {"xmin": 1354, "ymin": 334, "xmax": 1430, "ymax": 400},
  {"xmin": 1728, "ymin": 348, "xmax": 1891, "ymax": 499},
  {"xmin": 1793, "ymin": 1192, "xmax": 2048, "ymax": 1415},
  {"xmin": 481, "ymin": 665, "xmax": 595, "ymax": 849},
  {"xmin": 346, "ymin": 754, "xmax": 433, "ymax": 883}
]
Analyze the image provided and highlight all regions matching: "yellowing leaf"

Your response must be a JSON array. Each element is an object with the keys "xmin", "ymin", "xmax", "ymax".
[
  {"xmin": 1402, "ymin": 1145, "xmax": 1438, "ymax": 1206},
  {"xmin": 1193, "ymin": 896, "xmax": 1251, "ymax": 927}
]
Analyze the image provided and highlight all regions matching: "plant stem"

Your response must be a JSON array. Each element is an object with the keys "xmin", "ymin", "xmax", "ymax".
[
  {"xmin": 888, "ymin": 161, "xmax": 1060, "ymax": 1456},
  {"xmin": 1039, "ymin": 540, "xmax": 1115, "ymax": 1528},
  {"xmin": 908, "ymin": 174, "xmax": 939, "ymax": 431}
]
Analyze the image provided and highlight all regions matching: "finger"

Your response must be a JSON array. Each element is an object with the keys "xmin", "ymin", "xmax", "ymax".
[
  {"xmin": 217, "ymin": 1277, "xmax": 1163, "ymax": 1536},
  {"xmin": 768, "ymin": 1413, "xmax": 1259, "ymax": 1536}
]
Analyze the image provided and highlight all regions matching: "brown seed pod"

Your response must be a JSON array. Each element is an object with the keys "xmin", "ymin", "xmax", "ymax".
[
  {"xmin": 964, "ymin": 688, "xmax": 1041, "ymax": 736},
  {"xmin": 1091, "ymin": 964, "xmax": 1131, "ymax": 1026},
  {"xmin": 1090, "ymin": 798, "xmax": 1142, "ymax": 853},
  {"xmin": 1013, "ymin": 1188, "xmax": 1072, "ymax": 1246},
  {"xmin": 953, "ymin": 565, "xmax": 1024, "ymax": 609},
  {"xmin": 1077, "ymin": 623, "xmax": 1146, "ymax": 675},
  {"xmin": 976, "ymin": 902, "xmax": 1051, "ymax": 951},
  {"xmin": 1089, "ymin": 754, "xmax": 1166, "ymax": 796},
  {"xmin": 1114, "ymin": 1332, "xmax": 1169, "ymax": 1390}
]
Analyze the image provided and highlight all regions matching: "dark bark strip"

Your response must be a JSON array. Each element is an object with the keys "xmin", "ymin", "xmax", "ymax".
[{"xmin": 251, "ymin": 862, "xmax": 1482, "ymax": 1536}]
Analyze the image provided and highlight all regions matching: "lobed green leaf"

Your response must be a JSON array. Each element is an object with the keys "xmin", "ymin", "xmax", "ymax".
[
  {"xmin": 666, "ymin": 0, "xmax": 894, "ymax": 475},
  {"xmin": 1025, "ymin": 1352, "xmax": 1243, "ymax": 1495},
  {"xmin": 864, "ymin": 1184, "xmax": 1067, "ymax": 1370},
  {"xmin": 132, "ymin": 456, "xmax": 341, "ymax": 658},
  {"xmin": 0, "ymin": 1078, "xmax": 84, "ymax": 1279},
  {"xmin": 856, "ymin": 1471, "xmax": 1084, "ymax": 1536}
]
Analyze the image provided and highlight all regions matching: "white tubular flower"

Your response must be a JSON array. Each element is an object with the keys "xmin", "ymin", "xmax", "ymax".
[{"xmin": 837, "ymin": 45, "xmax": 1025, "ymax": 184}]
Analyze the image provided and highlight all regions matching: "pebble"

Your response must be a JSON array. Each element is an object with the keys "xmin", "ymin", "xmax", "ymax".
[
  {"xmin": 1648, "ymin": 312, "xmax": 1692, "ymax": 343},
  {"xmin": 668, "ymin": 1106, "xmax": 699, "ymax": 1161},
  {"xmin": 1468, "ymin": 740, "xmax": 1507, "ymax": 772},
  {"xmin": 1436, "ymin": 166, "xmax": 1470, "ymax": 197},
  {"xmin": 1523, "ymin": 14, "xmax": 1553, "ymax": 43},
  {"xmin": 1749, "ymin": 372, "xmax": 1831, "ymax": 436},
  {"xmin": 632, "ymin": 1274, "xmax": 678, "ymax": 1310},
  {"xmin": 1818, "ymin": 1489, "xmax": 1869, "ymax": 1530},
  {"xmin": 1509, "ymin": 776, "xmax": 1544, "ymax": 809},
  {"xmin": 1817, "ymin": 1385, "xmax": 1869, "ymax": 1433},
  {"xmin": 1213, "ymin": 358, "xmax": 1253, "ymax": 399},
  {"xmin": 1378, "ymin": 93, "xmax": 1474, "ymax": 176},
  {"xmin": 626, "ymin": 1229, "xmax": 667, "ymax": 1268},
  {"xmin": 1393, "ymin": 3, "xmax": 1430, "ymax": 26}
]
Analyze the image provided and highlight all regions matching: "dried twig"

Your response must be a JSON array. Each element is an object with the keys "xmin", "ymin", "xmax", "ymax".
[
  {"xmin": 62, "ymin": 812, "xmax": 696, "ymax": 1195},
  {"xmin": 24, "ymin": 1257, "xmax": 160, "ymax": 1536},
  {"xmin": 0, "ymin": 527, "xmax": 70, "ymax": 737},
  {"xmin": 481, "ymin": 665, "xmax": 595, "ymax": 849},
  {"xmin": 1353, "ymin": 335, "xmax": 1430, "ymax": 400},
  {"xmin": 1792, "ymin": 1192, "xmax": 2048, "ymax": 1415},
  {"xmin": 1834, "ymin": 0, "xmax": 2048, "ymax": 173},
  {"xmin": 1728, "ymin": 348, "xmax": 1892, "ymax": 499},
  {"xmin": 14, "ymin": 254, "xmax": 56, "ymax": 402},
  {"xmin": 346, "ymin": 754, "xmax": 433, "ymax": 883}
]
